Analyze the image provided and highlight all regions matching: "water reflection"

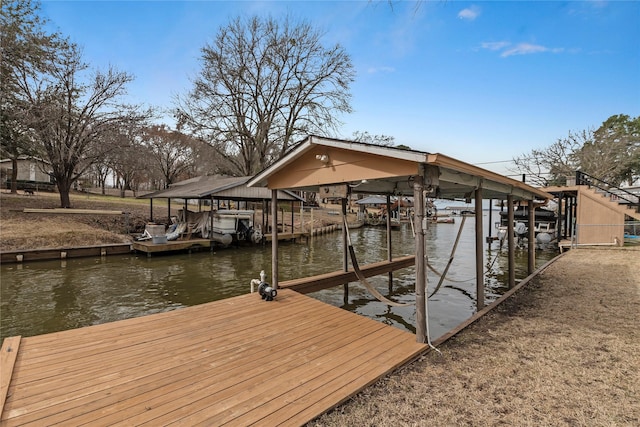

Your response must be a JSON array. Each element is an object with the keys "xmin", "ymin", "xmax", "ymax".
[{"xmin": 1, "ymin": 216, "xmax": 557, "ymax": 342}]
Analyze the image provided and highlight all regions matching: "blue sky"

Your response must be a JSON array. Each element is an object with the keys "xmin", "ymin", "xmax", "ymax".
[{"xmin": 40, "ymin": 0, "xmax": 639, "ymax": 177}]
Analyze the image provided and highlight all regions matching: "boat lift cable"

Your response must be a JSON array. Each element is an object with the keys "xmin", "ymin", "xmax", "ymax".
[
  {"xmin": 342, "ymin": 216, "xmax": 412, "ymax": 307},
  {"xmin": 406, "ymin": 208, "xmax": 440, "ymax": 353},
  {"xmin": 410, "ymin": 212, "xmax": 505, "ymax": 292},
  {"xmin": 428, "ymin": 215, "xmax": 466, "ymax": 298}
]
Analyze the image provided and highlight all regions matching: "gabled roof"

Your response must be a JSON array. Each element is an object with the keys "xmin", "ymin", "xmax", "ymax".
[
  {"xmin": 355, "ymin": 196, "xmax": 388, "ymax": 205},
  {"xmin": 248, "ymin": 135, "xmax": 552, "ymax": 201},
  {"xmin": 138, "ymin": 175, "xmax": 304, "ymax": 202}
]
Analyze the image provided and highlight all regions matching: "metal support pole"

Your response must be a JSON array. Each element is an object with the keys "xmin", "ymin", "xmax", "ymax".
[
  {"xmin": 475, "ymin": 187, "xmax": 484, "ymax": 311},
  {"xmin": 507, "ymin": 195, "xmax": 515, "ymax": 289},
  {"xmin": 414, "ymin": 174, "xmax": 426, "ymax": 343},
  {"xmin": 486, "ymin": 198, "xmax": 492, "ymax": 241},
  {"xmin": 342, "ymin": 197, "xmax": 349, "ymax": 303},
  {"xmin": 386, "ymin": 194, "xmax": 393, "ymax": 293},
  {"xmin": 557, "ymin": 192, "xmax": 564, "ymax": 240},
  {"xmin": 271, "ymin": 190, "xmax": 278, "ymax": 289},
  {"xmin": 528, "ymin": 199, "xmax": 535, "ymax": 275}
]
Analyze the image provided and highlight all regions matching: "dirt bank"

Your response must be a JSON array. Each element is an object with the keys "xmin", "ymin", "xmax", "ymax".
[
  {"xmin": 309, "ymin": 248, "xmax": 639, "ymax": 426},
  {"xmin": 0, "ymin": 191, "xmax": 164, "ymax": 252},
  {"xmin": 0, "ymin": 191, "xmax": 345, "ymax": 252}
]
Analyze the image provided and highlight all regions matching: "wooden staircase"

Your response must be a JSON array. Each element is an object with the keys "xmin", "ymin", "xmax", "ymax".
[
  {"xmin": 575, "ymin": 171, "xmax": 640, "ymax": 221},
  {"xmin": 544, "ymin": 172, "xmax": 640, "ymax": 248},
  {"xmin": 587, "ymin": 186, "xmax": 640, "ymax": 221}
]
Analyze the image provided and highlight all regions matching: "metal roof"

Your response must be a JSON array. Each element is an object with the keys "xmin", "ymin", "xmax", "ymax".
[
  {"xmin": 248, "ymin": 135, "xmax": 552, "ymax": 201},
  {"xmin": 138, "ymin": 175, "xmax": 304, "ymax": 202}
]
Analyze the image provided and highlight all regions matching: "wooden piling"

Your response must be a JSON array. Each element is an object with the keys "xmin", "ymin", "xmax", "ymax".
[
  {"xmin": 414, "ymin": 173, "xmax": 426, "ymax": 343},
  {"xmin": 475, "ymin": 187, "xmax": 484, "ymax": 310},
  {"xmin": 507, "ymin": 195, "xmax": 515, "ymax": 289}
]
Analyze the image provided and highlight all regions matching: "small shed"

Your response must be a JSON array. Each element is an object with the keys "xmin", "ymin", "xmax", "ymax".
[
  {"xmin": 248, "ymin": 135, "xmax": 552, "ymax": 343},
  {"xmin": 0, "ymin": 156, "xmax": 54, "ymax": 191}
]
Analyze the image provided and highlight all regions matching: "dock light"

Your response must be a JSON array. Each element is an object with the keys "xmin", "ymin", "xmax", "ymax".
[
  {"xmin": 315, "ymin": 154, "xmax": 329, "ymax": 164},
  {"xmin": 258, "ymin": 282, "xmax": 277, "ymax": 301}
]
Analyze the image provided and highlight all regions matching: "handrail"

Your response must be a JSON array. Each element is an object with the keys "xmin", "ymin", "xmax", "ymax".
[{"xmin": 575, "ymin": 171, "xmax": 639, "ymax": 210}]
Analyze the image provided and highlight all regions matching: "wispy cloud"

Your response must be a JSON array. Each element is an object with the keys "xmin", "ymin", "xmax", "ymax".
[
  {"xmin": 481, "ymin": 41, "xmax": 510, "ymax": 51},
  {"xmin": 501, "ymin": 43, "xmax": 564, "ymax": 57},
  {"xmin": 367, "ymin": 66, "xmax": 396, "ymax": 74},
  {"xmin": 480, "ymin": 41, "xmax": 564, "ymax": 57},
  {"xmin": 458, "ymin": 6, "xmax": 481, "ymax": 21}
]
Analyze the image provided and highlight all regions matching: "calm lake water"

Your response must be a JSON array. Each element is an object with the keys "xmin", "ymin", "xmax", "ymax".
[{"xmin": 0, "ymin": 214, "xmax": 557, "ymax": 343}]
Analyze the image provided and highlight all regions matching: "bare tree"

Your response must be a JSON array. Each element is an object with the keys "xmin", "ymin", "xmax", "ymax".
[
  {"xmin": 511, "ymin": 130, "xmax": 585, "ymax": 186},
  {"xmin": 512, "ymin": 115, "xmax": 640, "ymax": 187},
  {"xmin": 141, "ymin": 125, "xmax": 196, "ymax": 188},
  {"xmin": 0, "ymin": 0, "xmax": 64, "ymax": 193},
  {"xmin": 351, "ymin": 131, "xmax": 395, "ymax": 146},
  {"xmin": 17, "ymin": 40, "xmax": 146, "ymax": 207},
  {"xmin": 176, "ymin": 15, "xmax": 355, "ymax": 176}
]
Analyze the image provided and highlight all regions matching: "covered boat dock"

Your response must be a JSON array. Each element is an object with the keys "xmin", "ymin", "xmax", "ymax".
[
  {"xmin": 136, "ymin": 175, "xmax": 306, "ymax": 251},
  {"xmin": 248, "ymin": 135, "xmax": 552, "ymax": 343}
]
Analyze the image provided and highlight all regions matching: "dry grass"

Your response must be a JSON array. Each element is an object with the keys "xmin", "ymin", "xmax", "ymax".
[
  {"xmin": 308, "ymin": 248, "xmax": 640, "ymax": 426},
  {"xmin": 0, "ymin": 191, "xmax": 164, "ymax": 251},
  {"xmin": 0, "ymin": 217, "xmax": 129, "ymax": 250},
  {"xmin": 0, "ymin": 191, "xmax": 346, "ymax": 252}
]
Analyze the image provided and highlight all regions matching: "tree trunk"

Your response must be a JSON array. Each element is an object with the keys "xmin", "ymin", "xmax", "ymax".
[
  {"xmin": 56, "ymin": 178, "xmax": 72, "ymax": 208},
  {"xmin": 58, "ymin": 188, "xmax": 71, "ymax": 208}
]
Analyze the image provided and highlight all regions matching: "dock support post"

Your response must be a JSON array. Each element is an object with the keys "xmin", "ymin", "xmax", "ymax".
[
  {"xmin": 528, "ymin": 199, "xmax": 535, "ymax": 275},
  {"xmin": 475, "ymin": 186, "xmax": 484, "ymax": 311},
  {"xmin": 507, "ymin": 195, "xmax": 515, "ymax": 289},
  {"xmin": 386, "ymin": 194, "xmax": 393, "ymax": 293},
  {"xmin": 271, "ymin": 190, "xmax": 278, "ymax": 290},
  {"xmin": 486, "ymin": 198, "xmax": 493, "ymax": 243},
  {"xmin": 342, "ymin": 198, "xmax": 349, "ymax": 303},
  {"xmin": 414, "ymin": 173, "xmax": 426, "ymax": 343}
]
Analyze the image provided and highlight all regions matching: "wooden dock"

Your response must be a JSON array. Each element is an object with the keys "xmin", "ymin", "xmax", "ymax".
[{"xmin": 0, "ymin": 289, "xmax": 425, "ymax": 426}]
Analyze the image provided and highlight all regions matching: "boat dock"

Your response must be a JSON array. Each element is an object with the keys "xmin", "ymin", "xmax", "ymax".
[
  {"xmin": 131, "ymin": 238, "xmax": 212, "ymax": 255},
  {"xmin": 0, "ymin": 289, "xmax": 425, "ymax": 426}
]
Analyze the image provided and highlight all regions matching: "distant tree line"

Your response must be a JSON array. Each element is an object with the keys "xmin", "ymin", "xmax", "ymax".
[{"xmin": 512, "ymin": 114, "xmax": 640, "ymax": 187}]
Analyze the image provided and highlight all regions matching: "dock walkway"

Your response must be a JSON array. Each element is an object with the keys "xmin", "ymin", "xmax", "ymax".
[{"xmin": 0, "ymin": 290, "xmax": 425, "ymax": 426}]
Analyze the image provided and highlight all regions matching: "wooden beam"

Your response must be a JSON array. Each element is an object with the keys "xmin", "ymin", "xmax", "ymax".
[
  {"xmin": 528, "ymin": 199, "xmax": 535, "ymax": 275},
  {"xmin": 507, "ymin": 195, "xmax": 515, "ymax": 289},
  {"xmin": 271, "ymin": 189, "xmax": 279, "ymax": 289},
  {"xmin": 414, "ymin": 174, "xmax": 426, "ymax": 343},
  {"xmin": 23, "ymin": 208, "xmax": 123, "ymax": 215},
  {"xmin": 386, "ymin": 194, "xmax": 393, "ymax": 293},
  {"xmin": 279, "ymin": 256, "xmax": 415, "ymax": 294},
  {"xmin": 0, "ymin": 336, "xmax": 21, "ymax": 417},
  {"xmin": 475, "ymin": 187, "xmax": 484, "ymax": 311}
]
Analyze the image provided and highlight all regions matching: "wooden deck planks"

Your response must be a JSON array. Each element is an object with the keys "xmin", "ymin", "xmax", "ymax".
[
  {"xmin": 1, "ymin": 290, "xmax": 425, "ymax": 426},
  {"xmin": 0, "ymin": 337, "xmax": 21, "ymax": 418}
]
